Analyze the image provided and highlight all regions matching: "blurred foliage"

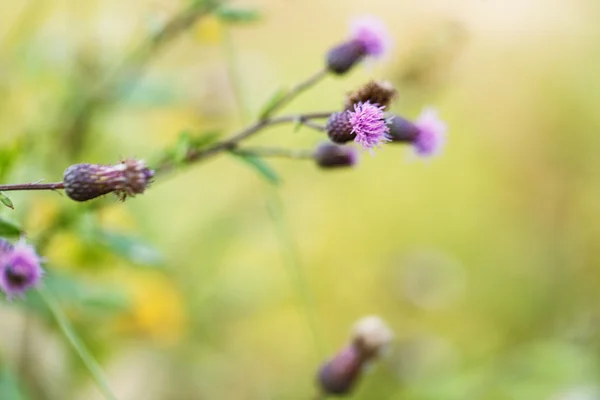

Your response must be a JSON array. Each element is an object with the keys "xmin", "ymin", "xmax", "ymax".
[{"xmin": 0, "ymin": 0, "xmax": 600, "ymax": 399}]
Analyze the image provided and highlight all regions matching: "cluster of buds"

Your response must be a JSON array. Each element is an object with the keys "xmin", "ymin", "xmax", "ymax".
[
  {"xmin": 0, "ymin": 238, "xmax": 43, "ymax": 299},
  {"xmin": 323, "ymin": 80, "xmax": 447, "ymax": 164},
  {"xmin": 317, "ymin": 316, "xmax": 394, "ymax": 396},
  {"xmin": 63, "ymin": 159, "xmax": 154, "ymax": 202}
]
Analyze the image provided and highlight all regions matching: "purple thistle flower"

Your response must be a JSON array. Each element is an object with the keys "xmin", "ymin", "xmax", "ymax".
[
  {"xmin": 0, "ymin": 239, "xmax": 43, "ymax": 299},
  {"xmin": 347, "ymin": 101, "xmax": 391, "ymax": 151},
  {"xmin": 350, "ymin": 16, "xmax": 392, "ymax": 58},
  {"xmin": 412, "ymin": 107, "xmax": 447, "ymax": 158}
]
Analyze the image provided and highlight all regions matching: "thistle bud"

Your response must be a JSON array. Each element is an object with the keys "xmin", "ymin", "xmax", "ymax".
[
  {"xmin": 318, "ymin": 345, "xmax": 363, "ymax": 396},
  {"xmin": 63, "ymin": 159, "xmax": 154, "ymax": 202},
  {"xmin": 326, "ymin": 41, "xmax": 367, "ymax": 75},
  {"xmin": 351, "ymin": 315, "xmax": 394, "ymax": 361},
  {"xmin": 387, "ymin": 108, "xmax": 448, "ymax": 158},
  {"xmin": 326, "ymin": 112, "xmax": 355, "ymax": 144},
  {"xmin": 344, "ymin": 81, "xmax": 397, "ymax": 110},
  {"xmin": 326, "ymin": 16, "xmax": 391, "ymax": 75},
  {"xmin": 317, "ymin": 316, "xmax": 393, "ymax": 397},
  {"xmin": 387, "ymin": 115, "xmax": 420, "ymax": 143},
  {"xmin": 314, "ymin": 143, "xmax": 358, "ymax": 169}
]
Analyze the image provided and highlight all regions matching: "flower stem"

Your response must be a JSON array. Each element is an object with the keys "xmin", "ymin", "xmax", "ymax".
[
  {"xmin": 154, "ymin": 111, "xmax": 333, "ymax": 174},
  {"xmin": 0, "ymin": 182, "xmax": 64, "ymax": 192},
  {"xmin": 232, "ymin": 147, "xmax": 314, "ymax": 160},
  {"xmin": 261, "ymin": 68, "xmax": 329, "ymax": 119}
]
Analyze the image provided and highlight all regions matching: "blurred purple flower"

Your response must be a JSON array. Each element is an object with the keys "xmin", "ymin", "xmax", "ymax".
[
  {"xmin": 0, "ymin": 239, "xmax": 43, "ymax": 299},
  {"xmin": 348, "ymin": 101, "xmax": 391, "ymax": 151},
  {"xmin": 413, "ymin": 108, "xmax": 447, "ymax": 158},
  {"xmin": 351, "ymin": 16, "xmax": 392, "ymax": 58}
]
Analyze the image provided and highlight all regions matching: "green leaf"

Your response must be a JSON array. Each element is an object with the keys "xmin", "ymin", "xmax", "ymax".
[
  {"xmin": 96, "ymin": 230, "xmax": 165, "ymax": 267},
  {"xmin": 0, "ymin": 193, "xmax": 14, "ymax": 210},
  {"xmin": 259, "ymin": 88, "xmax": 287, "ymax": 120},
  {"xmin": 152, "ymin": 130, "xmax": 220, "ymax": 168},
  {"xmin": 0, "ymin": 367, "xmax": 27, "ymax": 400},
  {"xmin": 216, "ymin": 6, "xmax": 262, "ymax": 23},
  {"xmin": 233, "ymin": 153, "xmax": 281, "ymax": 185},
  {"xmin": 0, "ymin": 218, "xmax": 21, "ymax": 237}
]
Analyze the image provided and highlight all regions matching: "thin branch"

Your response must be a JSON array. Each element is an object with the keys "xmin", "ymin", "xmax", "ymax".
[
  {"xmin": 261, "ymin": 68, "xmax": 329, "ymax": 119},
  {"xmin": 154, "ymin": 111, "xmax": 334, "ymax": 174},
  {"xmin": 232, "ymin": 147, "xmax": 314, "ymax": 160},
  {"xmin": 0, "ymin": 182, "xmax": 64, "ymax": 192}
]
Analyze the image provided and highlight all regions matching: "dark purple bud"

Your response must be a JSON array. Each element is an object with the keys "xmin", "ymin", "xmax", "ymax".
[
  {"xmin": 326, "ymin": 41, "xmax": 366, "ymax": 75},
  {"xmin": 317, "ymin": 345, "xmax": 364, "ymax": 396},
  {"xmin": 387, "ymin": 115, "xmax": 420, "ymax": 143},
  {"xmin": 326, "ymin": 112, "xmax": 356, "ymax": 144},
  {"xmin": 63, "ymin": 159, "xmax": 154, "ymax": 202},
  {"xmin": 314, "ymin": 143, "xmax": 359, "ymax": 169}
]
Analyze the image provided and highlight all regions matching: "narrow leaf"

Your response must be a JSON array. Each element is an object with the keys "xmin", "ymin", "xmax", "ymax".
[
  {"xmin": 259, "ymin": 88, "xmax": 287, "ymax": 120},
  {"xmin": 234, "ymin": 153, "xmax": 281, "ymax": 185},
  {"xmin": 0, "ymin": 218, "xmax": 21, "ymax": 237},
  {"xmin": 0, "ymin": 193, "xmax": 13, "ymax": 210},
  {"xmin": 216, "ymin": 7, "xmax": 262, "ymax": 23}
]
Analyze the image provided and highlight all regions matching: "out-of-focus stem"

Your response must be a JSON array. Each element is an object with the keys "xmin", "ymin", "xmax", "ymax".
[
  {"xmin": 261, "ymin": 68, "xmax": 329, "ymax": 119},
  {"xmin": 232, "ymin": 147, "xmax": 314, "ymax": 160}
]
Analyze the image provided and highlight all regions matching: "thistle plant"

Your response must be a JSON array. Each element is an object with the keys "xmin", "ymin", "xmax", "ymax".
[{"xmin": 0, "ymin": 2, "xmax": 449, "ymax": 398}]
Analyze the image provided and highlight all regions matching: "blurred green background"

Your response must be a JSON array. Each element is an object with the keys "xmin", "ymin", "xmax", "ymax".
[{"xmin": 1, "ymin": 0, "xmax": 600, "ymax": 399}]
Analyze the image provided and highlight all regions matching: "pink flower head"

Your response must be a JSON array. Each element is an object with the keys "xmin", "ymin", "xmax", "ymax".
[
  {"xmin": 350, "ymin": 16, "xmax": 392, "ymax": 58},
  {"xmin": 0, "ymin": 239, "xmax": 43, "ymax": 299},
  {"xmin": 413, "ymin": 107, "xmax": 447, "ymax": 158},
  {"xmin": 347, "ymin": 101, "xmax": 391, "ymax": 151}
]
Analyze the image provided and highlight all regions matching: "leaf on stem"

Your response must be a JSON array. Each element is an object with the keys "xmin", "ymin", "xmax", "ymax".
[
  {"xmin": 259, "ymin": 88, "xmax": 287, "ymax": 120},
  {"xmin": 0, "ymin": 192, "xmax": 14, "ymax": 210},
  {"xmin": 216, "ymin": 6, "xmax": 262, "ymax": 23},
  {"xmin": 233, "ymin": 152, "xmax": 281, "ymax": 186}
]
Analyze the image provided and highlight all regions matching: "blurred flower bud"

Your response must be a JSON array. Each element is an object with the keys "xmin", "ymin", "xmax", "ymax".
[
  {"xmin": 344, "ymin": 81, "xmax": 397, "ymax": 110},
  {"xmin": 314, "ymin": 143, "xmax": 359, "ymax": 169},
  {"xmin": 326, "ymin": 16, "xmax": 391, "ymax": 75},
  {"xmin": 327, "ymin": 112, "xmax": 355, "ymax": 144},
  {"xmin": 317, "ymin": 316, "xmax": 393, "ymax": 397},
  {"xmin": 352, "ymin": 315, "xmax": 394, "ymax": 360},
  {"xmin": 318, "ymin": 345, "xmax": 363, "ymax": 396},
  {"xmin": 0, "ymin": 239, "xmax": 43, "ymax": 299},
  {"xmin": 387, "ymin": 115, "xmax": 420, "ymax": 143},
  {"xmin": 387, "ymin": 108, "xmax": 447, "ymax": 158},
  {"xmin": 63, "ymin": 159, "xmax": 154, "ymax": 202}
]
